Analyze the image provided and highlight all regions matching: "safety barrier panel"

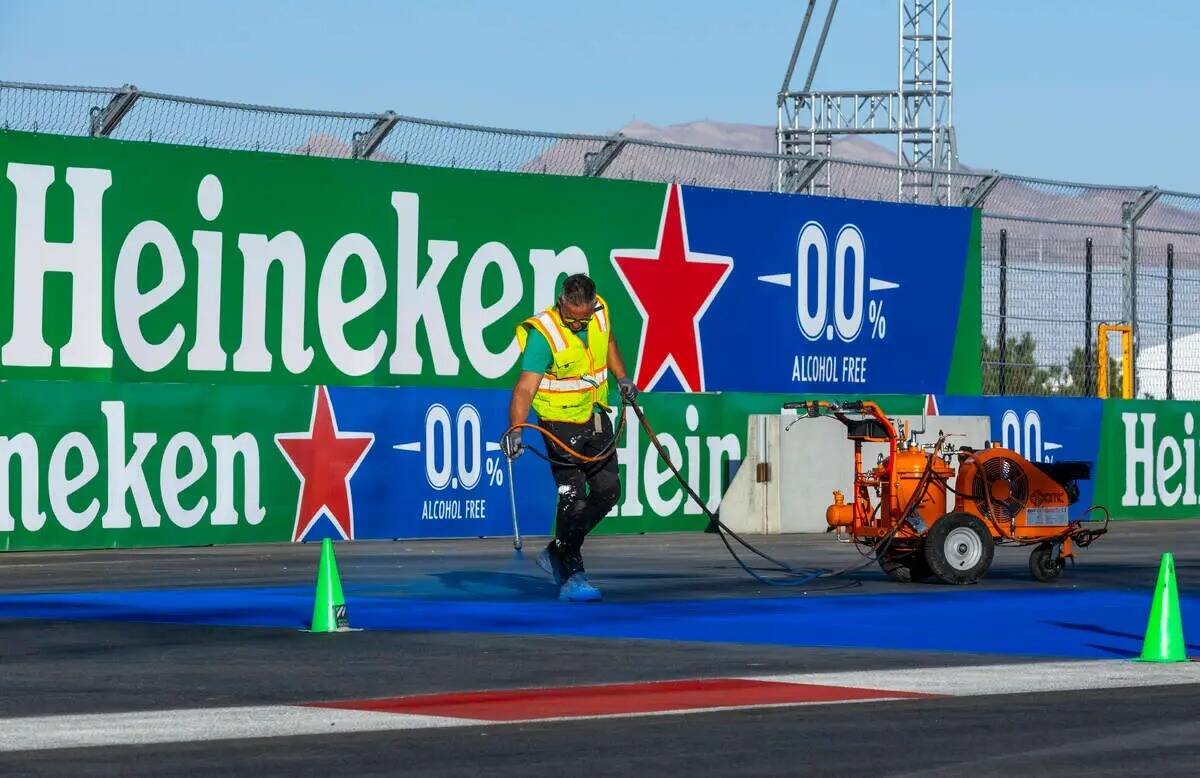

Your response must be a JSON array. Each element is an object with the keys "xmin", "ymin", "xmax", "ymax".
[
  {"xmin": 0, "ymin": 378, "xmax": 1183, "ymax": 551},
  {"xmin": 0, "ymin": 129, "xmax": 1185, "ymax": 550},
  {"xmin": 0, "ymin": 130, "xmax": 980, "ymax": 393}
]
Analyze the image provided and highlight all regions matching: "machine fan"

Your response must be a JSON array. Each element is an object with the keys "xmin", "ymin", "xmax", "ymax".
[{"xmin": 971, "ymin": 454, "xmax": 1030, "ymax": 524}]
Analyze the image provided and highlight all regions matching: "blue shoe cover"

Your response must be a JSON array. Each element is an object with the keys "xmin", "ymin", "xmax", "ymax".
[{"xmin": 559, "ymin": 573, "xmax": 602, "ymax": 602}]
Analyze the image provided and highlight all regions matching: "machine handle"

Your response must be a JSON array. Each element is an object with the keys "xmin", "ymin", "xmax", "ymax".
[{"xmin": 782, "ymin": 400, "xmax": 821, "ymax": 415}]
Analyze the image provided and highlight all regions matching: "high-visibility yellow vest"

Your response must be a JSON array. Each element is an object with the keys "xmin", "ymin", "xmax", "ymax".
[{"xmin": 514, "ymin": 296, "xmax": 611, "ymax": 424}]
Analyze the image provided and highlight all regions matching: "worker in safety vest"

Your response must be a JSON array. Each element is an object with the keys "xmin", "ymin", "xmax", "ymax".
[{"xmin": 502, "ymin": 273, "xmax": 637, "ymax": 602}]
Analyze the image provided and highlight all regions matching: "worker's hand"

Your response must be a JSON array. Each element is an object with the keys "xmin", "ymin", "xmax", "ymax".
[
  {"xmin": 618, "ymin": 376, "xmax": 639, "ymax": 401},
  {"xmin": 501, "ymin": 429, "xmax": 524, "ymax": 460}
]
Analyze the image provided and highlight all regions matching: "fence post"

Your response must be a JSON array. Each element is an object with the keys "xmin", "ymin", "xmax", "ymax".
[
  {"xmin": 1121, "ymin": 187, "xmax": 1161, "ymax": 398},
  {"xmin": 88, "ymin": 84, "xmax": 140, "ymax": 137},
  {"xmin": 1084, "ymin": 237, "xmax": 1094, "ymax": 396},
  {"xmin": 584, "ymin": 135, "xmax": 628, "ymax": 177},
  {"xmin": 351, "ymin": 111, "xmax": 398, "ymax": 160},
  {"xmin": 781, "ymin": 156, "xmax": 828, "ymax": 194},
  {"xmin": 961, "ymin": 172, "xmax": 1002, "ymax": 208},
  {"xmin": 1167, "ymin": 243, "xmax": 1175, "ymax": 400},
  {"xmin": 998, "ymin": 229, "xmax": 1008, "ymax": 395}
]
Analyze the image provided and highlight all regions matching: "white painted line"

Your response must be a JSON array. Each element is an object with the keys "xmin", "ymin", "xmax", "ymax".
[
  {"xmin": 0, "ymin": 697, "xmax": 917, "ymax": 754},
  {"xmin": 748, "ymin": 660, "xmax": 1200, "ymax": 697},
  {"xmin": 0, "ymin": 705, "xmax": 464, "ymax": 753},
  {"xmin": 4, "ymin": 661, "xmax": 1198, "ymax": 753},
  {"xmin": 392, "ymin": 442, "xmax": 421, "ymax": 452},
  {"xmin": 868, "ymin": 278, "xmax": 900, "ymax": 292},
  {"xmin": 757, "ymin": 273, "xmax": 792, "ymax": 286}
]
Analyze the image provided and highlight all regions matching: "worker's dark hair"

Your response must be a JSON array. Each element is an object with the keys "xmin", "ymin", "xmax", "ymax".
[{"xmin": 559, "ymin": 273, "xmax": 597, "ymax": 306}]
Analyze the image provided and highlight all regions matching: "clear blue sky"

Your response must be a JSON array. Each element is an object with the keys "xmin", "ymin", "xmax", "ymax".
[{"xmin": 2, "ymin": 0, "xmax": 1196, "ymax": 191}]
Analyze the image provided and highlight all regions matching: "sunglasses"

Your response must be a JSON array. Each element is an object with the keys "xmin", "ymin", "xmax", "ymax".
[{"xmin": 558, "ymin": 304, "xmax": 595, "ymax": 327}]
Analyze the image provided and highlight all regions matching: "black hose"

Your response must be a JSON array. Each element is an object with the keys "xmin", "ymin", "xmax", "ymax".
[
  {"xmin": 627, "ymin": 398, "xmax": 941, "ymax": 587},
  {"xmin": 517, "ymin": 394, "xmax": 932, "ymax": 587}
]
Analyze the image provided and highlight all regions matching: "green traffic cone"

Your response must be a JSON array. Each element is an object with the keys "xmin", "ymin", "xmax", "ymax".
[
  {"xmin": 307, "ymin": 538, "xmax": 353, "ymax": 633},
  {"xmin": 1137, "ymin": 553, "xmax": 1188, "ymax": 662}
]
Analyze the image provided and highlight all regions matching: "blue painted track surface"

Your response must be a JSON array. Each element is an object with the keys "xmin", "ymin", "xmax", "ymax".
[{"xmin": 0, "ymin": 582, "xmax": 1192, "ymax": 659}]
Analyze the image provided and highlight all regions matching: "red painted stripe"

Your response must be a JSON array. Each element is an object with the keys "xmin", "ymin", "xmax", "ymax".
[{"xmin": 309, "ymin": 679, "xmax": 935, "ymax": 722}]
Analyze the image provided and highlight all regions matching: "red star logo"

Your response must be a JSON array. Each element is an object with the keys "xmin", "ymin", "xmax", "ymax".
[
  {"xmin": 276, "ymin": 386, "xmax": 374, "ymax": 542},
  {"xmin": 611, "ymin": 184, "xmax": 733, "ymax": 392}
]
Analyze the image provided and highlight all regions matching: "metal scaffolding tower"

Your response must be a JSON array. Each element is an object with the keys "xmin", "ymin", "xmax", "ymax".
[{"xmin": 777, "ymin": 0, "xmax": 956, "ymax": 202}]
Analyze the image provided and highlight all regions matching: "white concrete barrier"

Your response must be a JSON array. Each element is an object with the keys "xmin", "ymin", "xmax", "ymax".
[{"xmin": 719, "ymin": 412, "xmax": 992, "ymax": 534}]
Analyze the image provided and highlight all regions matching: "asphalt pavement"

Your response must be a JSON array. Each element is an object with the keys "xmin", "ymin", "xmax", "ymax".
[{"xmin": 0, "ymin": 522, "xmax": 1197, "ymax": 775}]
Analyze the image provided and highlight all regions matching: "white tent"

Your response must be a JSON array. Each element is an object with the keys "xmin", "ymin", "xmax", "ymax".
[{"xmin": 1137, "ymin": 332, "xmax": 1200, "ymax": 399}]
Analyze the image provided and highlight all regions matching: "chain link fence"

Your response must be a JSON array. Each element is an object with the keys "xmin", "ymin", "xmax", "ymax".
[{"xmin": 2, "ymin": 80, "xmax": 1198, "ymax": 399}]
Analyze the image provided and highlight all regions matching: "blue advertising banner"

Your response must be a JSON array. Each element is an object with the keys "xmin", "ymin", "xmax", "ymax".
[
  {"xmin": 937, "ymin": 395, "xmax": 1105, "ymax": 514},
  {"xmin": 319, "ymin": 386, "xmax": 557, "ymax": 541},
  {"xmin": 656, "ymin": 186, "xmax": 977, "ymax": 395}
]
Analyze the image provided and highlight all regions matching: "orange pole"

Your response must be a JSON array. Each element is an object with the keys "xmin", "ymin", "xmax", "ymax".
[
  {"xmin": 1097, "ymin": 324, "xmax": 1133, "ymax": 400},
  {"xmin": 1120, "ymin": 326, "xmax": 1134, "ymax": 399},
  {"xmin": 1098, "ymin": 323, "xmax": 1111, "ymax": 399}
]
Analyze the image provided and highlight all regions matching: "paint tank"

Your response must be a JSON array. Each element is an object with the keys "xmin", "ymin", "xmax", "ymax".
[{"xmin": 880, "ymin": 449, "xmax": 953, "ymax": 522}]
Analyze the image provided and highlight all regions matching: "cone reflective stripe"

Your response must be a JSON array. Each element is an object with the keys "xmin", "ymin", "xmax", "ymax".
[
  {"xmin": 309, "ymin": 538, "xmax": 351, "ymax": 633},
  {"xmin": 1137, "ymin": 552, "xmax": 1187, "ymax": 662}
]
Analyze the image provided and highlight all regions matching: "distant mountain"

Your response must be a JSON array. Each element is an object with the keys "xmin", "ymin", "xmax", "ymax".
[
  {"xmin": 608, "ymin": 121, "xmax": 1200, "ymax": 236},
  {"xmin": 296, "ymin": 118, "xmax": 1200, "ymax": 239},
  {"xmin": 294, "ymin": 133, "xmax": 353, "ymax": 158},
  {"xmin": 511, "ymin": 118, "xmax": 901, "ymax": 192},
  {"xmin": 614, "ymin": 118, "xmax": 898, "ymax": 165}
]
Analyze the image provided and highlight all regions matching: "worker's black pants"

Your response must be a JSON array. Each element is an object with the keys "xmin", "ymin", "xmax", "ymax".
[{"xmin": 539, "ymin": 411, "xmax": 621, "ymax": 577}]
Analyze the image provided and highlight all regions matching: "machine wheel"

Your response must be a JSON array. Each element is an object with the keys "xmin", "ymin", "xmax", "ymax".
[
  {"xmin": 878, "ymin": 547, "xmax": 934, "ymax": 583},
  {"xmin": 924, "ymin": 512, "xmax": 994, "ymax": 585},
  {"xmin": 1029, "ymin": 542, "xmax": 1065, "ymax": 582}
]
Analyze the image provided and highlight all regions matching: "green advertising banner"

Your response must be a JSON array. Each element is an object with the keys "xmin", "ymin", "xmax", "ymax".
[
  {"xmin": 0, "ymin": 380, "xmax": 308, "ymax": 551},
  {"xmin": 0, "ymin": 129, "xmax": 663, "ymax": 388},
  {"xmin": 0, "ymin": 129, "xmax": 980, "ymax": 395},
  {"xmin": 1095, "ymin": 399, "xmax": 1200, "ymax": 520}
]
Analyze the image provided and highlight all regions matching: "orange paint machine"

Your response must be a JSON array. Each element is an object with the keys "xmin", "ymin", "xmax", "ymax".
[{"xmin": 784, "ymin": 400, "xmax": 1109, "ymax": 585}]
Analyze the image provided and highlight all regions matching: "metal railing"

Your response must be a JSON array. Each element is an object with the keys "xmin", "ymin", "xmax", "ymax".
[{"xmin": 3, "ymin": 80, "xmax": 1199, "ymax": 399}]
